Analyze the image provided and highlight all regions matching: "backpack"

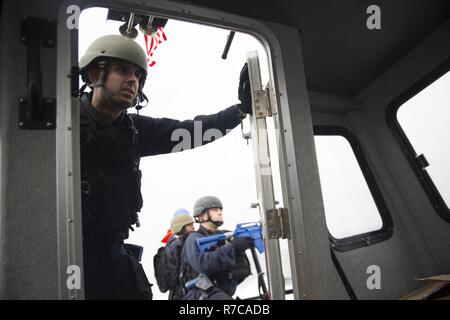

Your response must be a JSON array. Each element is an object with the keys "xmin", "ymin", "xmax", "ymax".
[
  {"xmin": 153, "ymin": 235, "xmax": 188, "ymax": 293},
  {"xmin": 153, "ymin": 245, "xmax": 176, "ymax": 293}
]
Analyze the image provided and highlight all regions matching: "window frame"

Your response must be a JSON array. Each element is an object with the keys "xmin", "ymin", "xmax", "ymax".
[
  {"xmin": 313, "ymin": 125, "xmax": 394, "ymax": 251},
  {"xmin": 385, "ymin": 57, "xmax": 450, "ymax": 223},
  {"xmin": 60, "ymin": 0, "xmax": 305, "ymax": 300}
]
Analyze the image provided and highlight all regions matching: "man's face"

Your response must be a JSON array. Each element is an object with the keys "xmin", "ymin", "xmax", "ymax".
[
  {"xmin": 102, "ymin": 60, "xmax": 144, "ymax": 108},
  {"xmin": 202, "ymin": 207, "xmax": 223, "ymax": 225}
]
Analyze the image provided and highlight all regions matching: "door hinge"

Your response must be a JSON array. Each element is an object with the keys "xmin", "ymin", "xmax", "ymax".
[
  {"xmin": 253, "ymin": 89, "xmax": 270, "ymax": 118},
  {"xmin": 253, "ymin": 81, "xmax": 277, "ymax": 119},
  {"xmin": 264, "ymin": 81, "xmax": 277, "ymax": 116},
  {"xmin": 267, "ymin": 207, "xmax": 291, "ymax": 239}
]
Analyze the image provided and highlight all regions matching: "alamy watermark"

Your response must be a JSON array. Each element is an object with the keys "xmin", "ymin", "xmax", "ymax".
[
  {"xmin": 170, "ymin": 121, "xmax": 275, "ymax": 176},
  {"xmin": 66, "ymin": 265, "xmax": 81, "ymax": 290},
  {"xmin": 66, "ymin": 5, "xmax": 80, "ymax": 30},
  {"xmin": 366, "ymin": 5, "xmax": 381, "ymax": 30},
  {"xmin": 366, "ymin": 265, "xmax": 381, "ymax": 290}
]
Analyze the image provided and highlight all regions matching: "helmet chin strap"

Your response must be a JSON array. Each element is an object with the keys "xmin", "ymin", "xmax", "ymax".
[
  {"xmin": 205, "ymin": 210, "xmax": 223, "ymax": 227},
  {"xmin": 213, "ymin": 221, "xmax": 224, "ymax": 227},
  {"xmin": 92, "ymin": 60, "xmax": 121, "ymax": 108},
  {"xmin": 93, "ymin": 60, "xmax": 107, "ymax": 88}
]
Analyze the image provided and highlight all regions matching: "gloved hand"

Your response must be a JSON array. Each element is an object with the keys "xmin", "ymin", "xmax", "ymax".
[
  {"xmin": 231, "ymin": 236, "xmax": 254, "ymax": 252},
  {"xmin": 237, "ymin": 63, "xmax": 252, "ymax": 115}
]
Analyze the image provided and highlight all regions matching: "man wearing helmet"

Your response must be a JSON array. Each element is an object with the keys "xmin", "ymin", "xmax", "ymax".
[
  {"xmin": 79, "ymin": 35, "xmax": 252, "ymax": 300},
  {"xmin": 180, "ymin": 196, "xmax": 254, "ymax": 300}
]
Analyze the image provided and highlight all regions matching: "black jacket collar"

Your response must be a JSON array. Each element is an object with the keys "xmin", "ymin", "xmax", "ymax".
[{"xmin": 80, "ymin": 93, "xmax": 127, "ymax": 128}]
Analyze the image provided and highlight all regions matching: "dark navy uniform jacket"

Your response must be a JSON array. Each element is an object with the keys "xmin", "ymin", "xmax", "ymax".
[
  {"xmin": 79, "ymin": 93, "xmax": 242, "ymax": 299},
  {"xmin": 80, "ymin": 93, "xmax": 242, "ymax": 236},
  {"xmin": 181, "ymin": 225, "xmax": 241, "ymax": 297}
]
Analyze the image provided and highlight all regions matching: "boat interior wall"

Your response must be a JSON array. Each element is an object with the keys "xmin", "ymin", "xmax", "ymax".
[
  {"xmin": 307, "ymin": 19, "xmax": 450, "ymax": 299},
  {"xmin": 355, "ymin": 19, "xmax": 450, "ymax": 274},
  {"xmin": 0, "ymin": 0, "xmax": 60, "ymax": 299},
  {"xmin": 266, "ymin": 21, "xmax": 348, "ymax": 299},
  {"xmin": 309, "ymin": 91, "xmax": 360, "ymax": 114}
]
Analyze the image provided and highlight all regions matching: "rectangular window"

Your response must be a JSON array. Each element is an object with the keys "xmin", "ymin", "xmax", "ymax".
[
  {"xmin": 314, "ymin": 126, "xmax": 393, "ymax": 250},
  {"xmin": 394, "ymin": 69, "xmax": 450, "ymax": 221}
]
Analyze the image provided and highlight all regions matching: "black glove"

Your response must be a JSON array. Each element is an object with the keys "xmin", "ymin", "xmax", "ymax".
[
  {"xmin": 231, "ymin": 237, "xmax": 254, "ymax": 252},
  {"xmin": 237, "ymin": 63, "xmax": 252, "ymax": 115}
]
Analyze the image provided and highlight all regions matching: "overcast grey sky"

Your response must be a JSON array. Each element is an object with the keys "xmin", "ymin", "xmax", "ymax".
[{"xmin": 397, "ymin": 71, "xmax": 450, "ymax": 207}]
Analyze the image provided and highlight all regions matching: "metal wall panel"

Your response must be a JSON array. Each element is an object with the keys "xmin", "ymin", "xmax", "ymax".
[
  {"xmin": 355, "ymin": 19, "xmax": 450, "ymax": 274},
  {"xmin": 265, "ymin": 22, "xmax": 348, "ymax": 299},
  {"xmin": 0, "ymin": 0, "xmax": 60, "ymax": 299}
]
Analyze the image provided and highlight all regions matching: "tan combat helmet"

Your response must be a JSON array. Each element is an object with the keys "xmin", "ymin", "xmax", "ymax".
[
  {"xmin": 171, "ymin": 213, "xmax": 195, "ymax": 235},
  {"xmin": 79, "ymin": 34, "xmax": 148, "ymax": 99}
]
